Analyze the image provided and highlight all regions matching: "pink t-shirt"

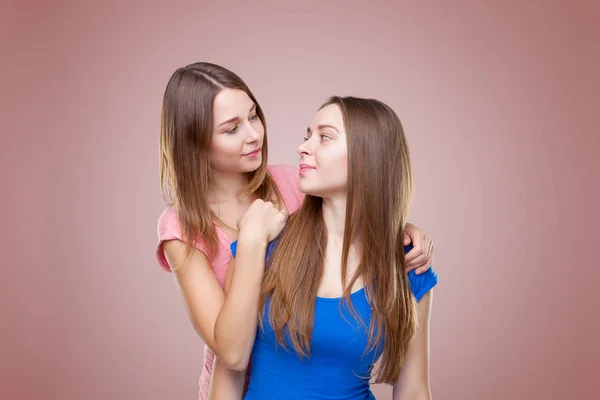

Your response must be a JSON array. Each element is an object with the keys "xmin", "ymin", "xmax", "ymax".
[{"xmin": 156, "ymin": 165, "xmax": 304, "ymax": 400}]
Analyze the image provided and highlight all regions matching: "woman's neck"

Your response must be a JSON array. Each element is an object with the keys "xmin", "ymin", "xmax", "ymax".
[
  {"xmin": 321, "ymin": 195, "xmax": 363, "ymax": 290},
  {"xmin": 322, "ymin": 195, "xmax": 357, "ymax": 246},
  {"xmin": 208, "ymin": 169, "xmax": 250, "ymax": 203}
]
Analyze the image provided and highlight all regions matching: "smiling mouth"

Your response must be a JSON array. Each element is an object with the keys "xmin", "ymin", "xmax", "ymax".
[
  {"xmin": 243, "ymin": 148, "xmax": 261, "ymax": 156},
  {"xmin": 299, "ymin": 164, "xmax": 316, "ymax": 173}
]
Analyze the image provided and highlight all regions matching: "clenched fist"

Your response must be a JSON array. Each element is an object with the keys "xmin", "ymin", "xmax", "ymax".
[{"xmin": 238, "ymin": 199, "xmax": 287, "ymax": 244}]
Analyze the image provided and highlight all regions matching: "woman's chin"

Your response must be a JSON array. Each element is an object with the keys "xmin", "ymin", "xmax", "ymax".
[
  {"xmin": 240, "ymin": 158, "xmax": 263, "ymax": 172},
  {"xmin": 298, "ymin": 181, "xmax": 317, "ymax": 196}
]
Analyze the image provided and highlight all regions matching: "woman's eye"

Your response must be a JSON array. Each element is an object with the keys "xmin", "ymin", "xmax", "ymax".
[
  {"xmin": 226, "ymin": 125, "xmax": 239, "ymax": 134},
  {"xmin": 320, "ymin": 134, "xmax": 331, "ymax": 141},
  {"xmin": 249, "ymin": 113, "xmax": 259, "ymax": 121}
]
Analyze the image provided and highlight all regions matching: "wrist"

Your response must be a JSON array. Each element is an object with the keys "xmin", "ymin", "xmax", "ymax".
[{"xmin": 238, "ymin": 231, "xmax": 268, "ymax": 248}]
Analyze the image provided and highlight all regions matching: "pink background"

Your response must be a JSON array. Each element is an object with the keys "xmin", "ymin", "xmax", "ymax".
[{"xmin": 2, "ymin": 1, "xmax": 598, "ymax": 399}]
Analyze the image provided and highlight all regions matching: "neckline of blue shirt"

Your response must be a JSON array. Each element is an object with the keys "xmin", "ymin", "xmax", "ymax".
[{"xmin": 316, "ymin": 286, "xmax": 366, "ymax": 302}]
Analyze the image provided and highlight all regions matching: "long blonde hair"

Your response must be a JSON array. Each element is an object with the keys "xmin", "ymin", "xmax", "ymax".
[
  {"xmin": 259, "ymin": 96, "xmax": 417, "ymax": 384},
  {"xmin": 160, "ymin": 62, "xmax": 282, "ymax": 264}
]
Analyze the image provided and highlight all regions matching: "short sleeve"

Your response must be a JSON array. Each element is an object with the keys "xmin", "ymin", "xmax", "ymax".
[
  {"xmin": 404, "ymin": 244, "xmax": 438, "ymax": 301},
  {"xmin": 267, "ymin": 165, "xmax": 305, "ymax": 213},
  {"xmin": 156, "ymin": 206, "xmax": 208, "ymax": 272},
  {"xmin": 230, "ymin": 241, "xmax": 438, "ymax": 301}
]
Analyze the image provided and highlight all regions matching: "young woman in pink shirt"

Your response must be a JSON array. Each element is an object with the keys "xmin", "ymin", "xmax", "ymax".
[{"xmin": 156, "ymin": 62, "xmax": 435, "ymax": 400}]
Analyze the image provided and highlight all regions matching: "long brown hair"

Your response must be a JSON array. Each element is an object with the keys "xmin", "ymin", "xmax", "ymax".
[
  {"xmin": 160, "ymin": 62, "xmax": 281, "ymax": 264},
  {"xmin": 259, "ymin": 96, "xmax": 417, "ymax": 384}
]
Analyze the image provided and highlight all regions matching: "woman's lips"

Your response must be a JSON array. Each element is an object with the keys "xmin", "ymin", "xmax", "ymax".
[{"xmin": 243, "ymin": 148, "xmax": 261, "ymax": 158}]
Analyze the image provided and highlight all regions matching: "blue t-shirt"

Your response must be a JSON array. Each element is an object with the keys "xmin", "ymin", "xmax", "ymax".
[{"xmin": 230, "ymin": 240, "xmax": 438, "ymax": 400}]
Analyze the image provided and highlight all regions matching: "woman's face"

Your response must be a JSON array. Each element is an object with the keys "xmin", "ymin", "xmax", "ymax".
[
  {"xmin": 209, "ymin": 88, "xmax": 265, "ymax": 173},
  {"xmin": 297, "ymin": 104, "xmax": 348, "ymax": 198}
]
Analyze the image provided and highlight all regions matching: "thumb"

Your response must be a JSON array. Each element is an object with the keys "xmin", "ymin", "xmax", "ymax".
[{"xmin": 403, "ymin": 233, "xmax": 411, "ymax": 246}]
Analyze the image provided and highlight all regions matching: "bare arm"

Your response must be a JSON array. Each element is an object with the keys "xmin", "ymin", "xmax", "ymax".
[
  {"xmin": 393, "ymin": 291, "xmax": 433, "ymax": 400},
  {"xmin": 165, "ymin": 240, "xmax": 249, "ymax": 397},
  {"xmin": 162, "ymin": 239, "xmax": 229, "ymax": 359},
  {"xmin": 212, "ymin": 199, "xmax": 285, "ymax": 370},
  {"xmin": 213, "ymin": 237, "xmax": 267, "ymax": 370},
  {"xmin": 208, "ymin": 358, "xmax": 246, "ymax": 400},
  {"xmin": 209, "ymin": 261, "xmax": 248, "ymax": 399},
  {"xmin": 163, "ymin": 236, "xmax": 266, "ymax": 371}
]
